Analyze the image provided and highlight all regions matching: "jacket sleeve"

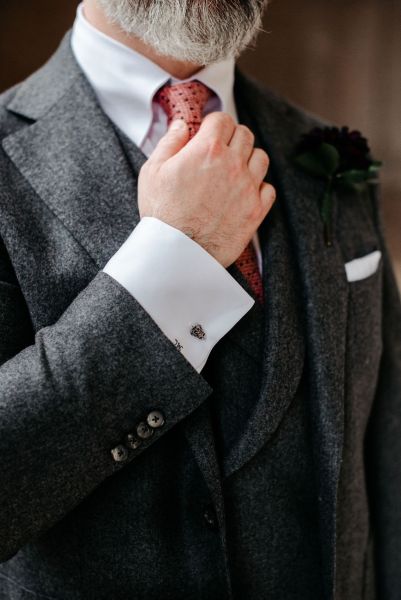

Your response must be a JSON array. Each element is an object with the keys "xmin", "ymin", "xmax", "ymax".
[
  {"xmin": 0, "ymin": 238, "xmax": 211, "ymax": 562},
  {"xmin": 365, "ymin": 185, "xmax": 401, "ymax": 599}
]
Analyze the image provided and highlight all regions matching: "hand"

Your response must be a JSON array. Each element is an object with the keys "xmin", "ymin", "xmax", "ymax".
[{"xmin": 138, "ymin": 112, "xmax": 276, "ymax": 268}]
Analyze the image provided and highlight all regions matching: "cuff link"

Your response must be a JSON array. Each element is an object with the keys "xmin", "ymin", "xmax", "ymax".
[{"xmin": 190, "ymin": 324, "xmax": 206, "ymax": 340}]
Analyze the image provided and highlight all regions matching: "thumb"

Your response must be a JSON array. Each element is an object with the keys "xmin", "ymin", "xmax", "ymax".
[{"xmin": 150, "ymin": 119, "xmax": 189, "ymax": 163}]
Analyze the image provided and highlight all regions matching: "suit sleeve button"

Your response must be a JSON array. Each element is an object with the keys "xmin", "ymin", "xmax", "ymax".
[
  {"xmin": 136, "ymin": 421, "xmax": 154, "ymax": 440},
  {"xmin": 126, "ymin": 434, "xmax": 142, "ymax": 450},
  {"xmin": 147, "ymin": 411, "xmax": 165, "ymax": 429},
  {"xmin": 111, "ymin": 445, "xmax": 129, "ymax": 463}
]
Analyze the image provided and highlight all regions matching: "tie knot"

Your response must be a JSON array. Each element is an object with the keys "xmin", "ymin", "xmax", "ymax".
[{"xmin": 154, "ymin": 81, "xmax": 214, "ymax": 138}]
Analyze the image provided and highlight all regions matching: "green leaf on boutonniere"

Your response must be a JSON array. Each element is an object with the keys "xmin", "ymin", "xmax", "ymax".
[
  {"xmin": 367, "ymin": 161, "xmax": 383, "ymax": 183},
  {"xmin": 337, "ymin": 161, "xmax": 383, "ymax": 189},
  {"xmin": 294, "ymin": 143, "xmax": 340, "ymax": 178},
  {"xmin": 336, "ymin": 169, "xmax": 369, "ymax": 190},
  {"xmin": 370, "ymin": 160, "xmax": 383, "ymax": 170},
  {"xmin": 337, "ymin": 169, "xmax": 368, "ymax": 184}
]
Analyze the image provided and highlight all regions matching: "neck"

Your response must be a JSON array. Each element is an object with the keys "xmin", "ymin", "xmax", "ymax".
[{"xmin": 83, "ymin": 0, "xmax": 203, "ymax": 80}]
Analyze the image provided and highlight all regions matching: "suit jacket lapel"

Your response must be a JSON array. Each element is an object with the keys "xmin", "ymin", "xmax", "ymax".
[
  {"xmin": 234, "ymin": 70, "xmax": 349, "ymax": 598},
  {"xmin": 3, "ymin": 34, "xmax": 144, "ymax": 271},
  {"xmin": 219, "ymin": 80, "xmax": 306, "ymax": 477}
]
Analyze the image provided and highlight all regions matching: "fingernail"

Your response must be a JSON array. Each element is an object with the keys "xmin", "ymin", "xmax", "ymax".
[{"xmin": 170, "ymin": 119, "xmax": 186, "ymax": 131}]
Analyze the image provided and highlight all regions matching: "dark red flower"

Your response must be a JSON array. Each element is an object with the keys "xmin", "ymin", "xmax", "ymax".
[{"xmin": 296, "ymin": 126, "xmax": 373, "ymax": 172}]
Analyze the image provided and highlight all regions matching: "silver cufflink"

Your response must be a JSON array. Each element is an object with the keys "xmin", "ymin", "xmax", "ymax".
[{"xmin": 190, "ymin": 324, "xmax": 206, "ymax": 340}]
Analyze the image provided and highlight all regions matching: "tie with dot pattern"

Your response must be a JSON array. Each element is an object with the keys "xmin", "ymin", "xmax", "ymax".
[{"xmin": 155, "ymin": 81, "xmax": 264, "ymax": 304}]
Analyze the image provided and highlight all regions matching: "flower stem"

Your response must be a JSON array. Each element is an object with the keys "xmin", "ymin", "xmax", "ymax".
[{"xmin": 322, "ymin": 178, "xmax": 334, "ymax": 247}]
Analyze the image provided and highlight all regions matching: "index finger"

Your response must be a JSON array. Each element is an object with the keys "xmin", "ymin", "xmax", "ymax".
[{"xmin": 196, "ymin": 112, "xmax": 236, "ymax": 146}]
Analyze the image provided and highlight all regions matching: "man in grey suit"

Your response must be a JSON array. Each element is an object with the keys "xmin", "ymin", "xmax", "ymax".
[{"xmin": 0, "ymin": 0, "xmax": 400, "ymax": 598}]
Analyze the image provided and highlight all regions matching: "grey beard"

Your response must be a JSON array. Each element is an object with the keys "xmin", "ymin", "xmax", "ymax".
[{"xmin": 96, "ymin": 0, "xmax": 269, "ymax": 66}]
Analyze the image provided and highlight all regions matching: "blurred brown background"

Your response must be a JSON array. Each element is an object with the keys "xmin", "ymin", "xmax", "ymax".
[{"xmin": 0, "ymin": 0, "xmax": 400, "ymax": 285}]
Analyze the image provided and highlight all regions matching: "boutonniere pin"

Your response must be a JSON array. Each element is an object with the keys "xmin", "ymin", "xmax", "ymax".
[{"xmin": 294, "ymin": 126, "xmax": 382, "ymax": 247}]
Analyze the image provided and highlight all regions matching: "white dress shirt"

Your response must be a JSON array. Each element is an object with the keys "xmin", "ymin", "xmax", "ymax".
[{"xmin": 71, "ymin": 4, "xmax": 258, "ymax": 372}]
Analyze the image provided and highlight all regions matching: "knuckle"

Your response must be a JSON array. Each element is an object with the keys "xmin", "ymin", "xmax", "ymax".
[
  {"xmin": 207, "ymin": 138, "xmax": 225, "ymax": 158},
  {"xmin": 267, "ymin": 183, "xmax": 277, "ymax": 199},
  {"xmin": 217, "ymin": 112, "xmax": 235, "ymax": 128},
  {"xmin": 261, "ymin": 183, "xmax": 277, "ymax": 204},
  {"xmin": 238, "ymin": 125, "xmax": 255, "ymax": 144},
  {"xmin": 229, "ymin": 155, "xmax": 244, "ymax": 175},
  {"xmin": 254, "ymin": 148, "xmax": 270, "ymax": 168},
  {"xmin": 204, "ymin": 111, "xmax": 233, "ymax": 130}
]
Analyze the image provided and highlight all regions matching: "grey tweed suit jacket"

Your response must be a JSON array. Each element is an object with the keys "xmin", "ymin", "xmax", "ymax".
[{"xmin": 0, "ymin": 33, "xmax": 400, "ymax": 600}]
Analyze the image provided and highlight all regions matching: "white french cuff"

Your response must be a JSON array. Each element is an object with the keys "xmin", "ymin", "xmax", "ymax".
[{"xmin": 103, "ymin": 217, "xmax": 255, "ymax": 373}]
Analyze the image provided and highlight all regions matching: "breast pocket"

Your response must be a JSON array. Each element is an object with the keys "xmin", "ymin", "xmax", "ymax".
[
  {"xmin": 345, "ymin": 250, "xmax": 382, "ymax": 283},
  {"xmin": 347, "ymin": 254, "xmax": 383, "ymax": 388}
]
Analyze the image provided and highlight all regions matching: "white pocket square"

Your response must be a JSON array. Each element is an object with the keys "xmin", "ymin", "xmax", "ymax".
[{"xmin": 345, "ymin": 250, "xmax": 382, "ymax": 283}]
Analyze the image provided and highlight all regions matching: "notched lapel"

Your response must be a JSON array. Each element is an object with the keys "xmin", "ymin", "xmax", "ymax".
[{"xmin": 2, "ymin": 39, "xmax": 146, "ymax": 270}]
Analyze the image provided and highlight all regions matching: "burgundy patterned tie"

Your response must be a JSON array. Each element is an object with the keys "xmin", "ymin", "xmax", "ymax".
[{"xmin": 155, "ymin": 81, "xmax": 264, "ymax": 304}]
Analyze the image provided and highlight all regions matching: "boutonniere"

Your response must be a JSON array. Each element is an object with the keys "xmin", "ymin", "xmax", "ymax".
[{"xmin": 294, "ymin": 126, "xmax": 382, "ymax": 247}]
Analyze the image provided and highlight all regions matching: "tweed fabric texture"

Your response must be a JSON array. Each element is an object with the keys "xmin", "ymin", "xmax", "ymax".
[
  {"xmin": 0, "ymin": 33, "xmax": 399, "ymax": 600},
  {"xmin": 224, "ymin": 377, "xmax": 323, "ymax": 599}
]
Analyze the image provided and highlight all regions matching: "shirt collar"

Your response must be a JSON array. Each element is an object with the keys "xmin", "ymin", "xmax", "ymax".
[{"xmin": 71, "ymin": 3, "xmax": 237, "ymax": 148}]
